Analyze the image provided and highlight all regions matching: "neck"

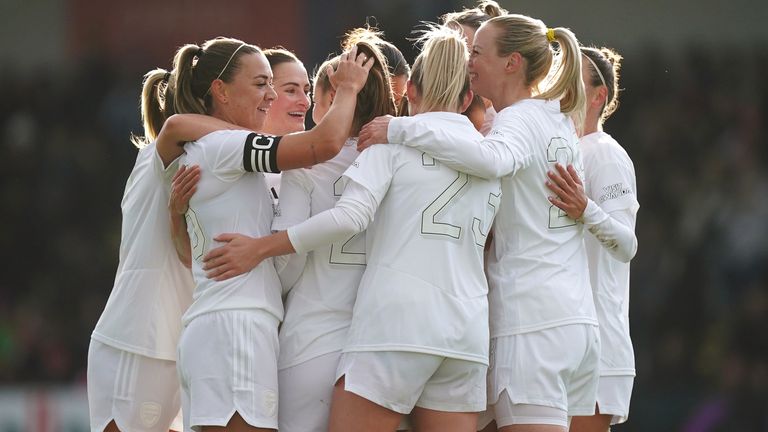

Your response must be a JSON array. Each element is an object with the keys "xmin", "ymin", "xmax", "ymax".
[
  {"xmin": 489, "ymin": 79, "xmax": 532, "ymax": 111},
  {"xmin": 581, "ymin": 108, "xmax": 602, "ymax": 137}
]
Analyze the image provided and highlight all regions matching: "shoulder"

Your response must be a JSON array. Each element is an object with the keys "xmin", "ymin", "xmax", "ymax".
[
  {"xmin": 582, "ymin": 132, "xmax": 634, "ymax": 167},
  {"xmin": 404, "ymin": 112, "xmax": 478, "ymax": 133}
]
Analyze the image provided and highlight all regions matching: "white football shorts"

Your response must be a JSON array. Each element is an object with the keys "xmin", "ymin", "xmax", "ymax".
[
  {"xmin": 596, "ymin": 375, "xmax": 634, "ymax": 425},
  {"xmin": 337, "ymin": 350, "xmax": 487, "ymax": 415},
  {"xmin": 177, "ymin": 310, "xmax": 279, "ymax": 431},
  {"xmin": 487, "ymin": 324, "xmax": 600, "ymax": 427},
  {"xmin": 87, "ymin": 339, "xmax": 183, "ymax": 432}
]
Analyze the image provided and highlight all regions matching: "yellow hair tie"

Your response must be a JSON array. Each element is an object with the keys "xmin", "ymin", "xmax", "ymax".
[{"xmin": 546, "ymin": 28, "xmax": 556, "ymax": 42}]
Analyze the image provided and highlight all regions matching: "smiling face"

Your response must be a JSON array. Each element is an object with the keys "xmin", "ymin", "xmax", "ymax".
[
  {"xmin": 263, "ymin": 61, "xmax": 311, "ymax": 135},
  {"xmin": 212, "ymin": 52, "xmax": 276, "ymax": 131},
  {"xmin": 467, "ymin": 23, "xmax": 507, "ymax": 101}
]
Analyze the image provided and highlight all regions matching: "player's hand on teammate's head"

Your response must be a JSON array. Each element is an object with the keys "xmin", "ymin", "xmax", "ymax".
[
  {"xmin": 328, "ymin": 45, "xmax": 375, "ymax": 93},
  {"xmin": 357, "ymin": 115, "xmax": 393, "ymax": 151},
  {"xmin": 169, "ymin": 164, "xmax": 201, "ymax": 215}
]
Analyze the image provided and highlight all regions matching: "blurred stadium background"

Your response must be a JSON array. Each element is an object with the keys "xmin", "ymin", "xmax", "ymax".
[{"xmin": 1, "ymin": 0, "xmax": 767, "ymax": 430}]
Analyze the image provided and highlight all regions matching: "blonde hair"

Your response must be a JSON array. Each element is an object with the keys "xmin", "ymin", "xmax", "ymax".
[
  {"xmin": 486, "ymin": 15, "xmax": 586, "ymax": 127},
  {"xmin": 410, "ymin": 24, "xmax": 471, "ymax": 113},
  {"xmin": 314, "ymin": 28, "xmax": 396, "ymax": 134},
  {"xmin": 581, "ymin": 46, "xmax": 623, "ymax": 123},
  {"xmin": 132, "ymin": 68, "xmax": 174, "ymax": 147},
  {"xmin": 441, "ymin": 0, "xmax": 507, "ymax": 30}
]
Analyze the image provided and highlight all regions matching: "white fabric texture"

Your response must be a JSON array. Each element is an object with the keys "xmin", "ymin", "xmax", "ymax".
[
  {"xmin": 91, "ymin": 142, "xmax": 194, "ymax": 361},
  {"xmin": 287, "ymin": 114, "xmax": 501, "ymax": 364},
  {"xmin": 581, "ymin": 131, "xmax": 638, "ymax": 378},
  {"xmin": 272, "ymin": 140, "xmax": 367, "ymax": 369},
  {"xmin": 179, "ymin": 130, "xmax": 283, "ymax": 326},
  {"xmin": 177, "ymin": 310, "xmax": 279, "ymax": 431},
  {"xmin": 388, "ymin": 102, "xmax": 597, "ymax": 337},
  {"xmin": 87, "ymin": 339, "xmax": 183, "ymax": 432}
]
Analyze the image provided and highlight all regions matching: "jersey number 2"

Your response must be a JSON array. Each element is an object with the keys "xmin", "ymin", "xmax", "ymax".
[
  {"xmin": 185, "ymin": 208, "xmax": 206, "ymax": 261},
  {"xmin": 421, "ymin": 155, "xmax": 498, "ymax": 246},
  {"xmin": 547, "ymin": 137, "xmax": 577, "ymax": 229},
  {"xmin": 329, "ymin": 176, "xmax": 366, "ymax": 265}
]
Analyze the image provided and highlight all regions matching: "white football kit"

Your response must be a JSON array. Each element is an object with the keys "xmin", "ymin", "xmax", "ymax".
[
  {"xmin": 581, "ymin": 131, "xmax": 639, "ymax": 424},
  {"xmin": 89, "ymin": 141, "xmax": 193, "ymax": 432},
  {"xmin": 286, "ymin": 112, "xmax": 501, "ymax": 413},
  {"xmin": 388, "ymin": 100, "xmax": 600, "ymax": 423},
  {"xmin": 176, "ymin": 129, "xmax": 283, "ymax": 431},
  {"xmin": 272, "ymin": 139, "xmax": 365, "ymax": 432}
]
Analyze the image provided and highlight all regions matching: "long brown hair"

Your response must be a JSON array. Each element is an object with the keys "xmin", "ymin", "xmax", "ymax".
[{"xmin": 314, "ymin": 28, "xmax": 396, "ymax": 135}]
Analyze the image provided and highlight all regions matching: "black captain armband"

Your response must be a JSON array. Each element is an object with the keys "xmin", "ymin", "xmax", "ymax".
[{"xmin": 243, "ymin": 133, "xmax": 282, "ymax": 173}]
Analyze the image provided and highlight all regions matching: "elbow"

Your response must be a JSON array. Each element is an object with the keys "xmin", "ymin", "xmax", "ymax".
[
  {"xmin": 612, "ymin": 237, "xmax": 638, "ymax": 263},
  {"xmin": 315, "ymin": 134, "xmax": 346, "ymax": 163},
  {"xmin": 162, "ymin": 114, "xmax": 184, "ymax": 139},
  {"xmin": 626, "ymin": 237, "xmax": 639, "ymax": 262}
]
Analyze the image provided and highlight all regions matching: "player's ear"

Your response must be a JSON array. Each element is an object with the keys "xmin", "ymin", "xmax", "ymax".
[{"xmin": 210, "ymin": 79, "xmax": 228, "ymax": 104}]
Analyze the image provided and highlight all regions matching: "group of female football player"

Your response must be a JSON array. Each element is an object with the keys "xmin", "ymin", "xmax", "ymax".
[{"xmin": 87, "ymin": 2, "xmax": 637, "ymax": 431}]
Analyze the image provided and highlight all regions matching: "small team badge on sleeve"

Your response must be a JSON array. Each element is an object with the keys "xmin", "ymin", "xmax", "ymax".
[{"xmin": 243, "ymin": 133, "xmax": 281, "ymax": 173}]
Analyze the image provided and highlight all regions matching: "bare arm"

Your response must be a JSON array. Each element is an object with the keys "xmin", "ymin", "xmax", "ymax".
[
  {"xmin": 156, "ymin": 114, "xmax": 247, "ymax": 167},
  {"xmin": 274, "ymin": 47, "xmax": 374, "ymax": 170},
  {"xmin": 168, "ymin": 164, "xmax": 200, "ymax": 268}
]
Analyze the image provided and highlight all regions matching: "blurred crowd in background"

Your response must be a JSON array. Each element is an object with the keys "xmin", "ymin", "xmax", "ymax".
[{"xmin": 1, "ymin": 0, "xmax": 767, "ymax": 430}]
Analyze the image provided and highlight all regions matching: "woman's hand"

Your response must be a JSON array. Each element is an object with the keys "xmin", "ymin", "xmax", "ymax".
[
  {"xmin": 546, "ymin": 163, "xmax": 587, "ymax": 221},
  {"xmin": 357, "ymin": 115, "xmax": 393, "ymax": 151},
  {"xmin": 169, "ymin": 165, "xmax": 200, "ymax": 215},
  {"xmin": 203, "ymin": 233, "xmax": 265, "ymax": 281},
  {"xmin": 327, "ymin": 45, "xmax": 375, "ymax": 94}
]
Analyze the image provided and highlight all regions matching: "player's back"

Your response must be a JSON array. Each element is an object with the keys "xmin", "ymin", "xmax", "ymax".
[
  {"xmin": 275, "ymin": 140, "xmax": 366, "ymax": 368},
  {"xmin": 486, "ymin": 99, "xmax": 597, "ymax": 337},
  {"xmin": 344, "ymin": 142, "xmax": 501, "ymax": 364}
]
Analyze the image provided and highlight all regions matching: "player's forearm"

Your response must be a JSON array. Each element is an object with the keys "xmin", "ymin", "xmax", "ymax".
[
  {"xmin": 170, "ymin": 212, "xmax": 192, "ymax": 268},
  {"xmin": 581, "ymin": 200, "xmax": 638, "ymax": 262},
  {"xmin": 309, "ymin": 86, "xmax": 358, "ymax": 161},
  {"xmin": 253, "ymin": 231, "xmax": 297, "ymax": 263},
  {"xmin": 389, "ymin": 117, "xmax": 514, "ymax": 179}
]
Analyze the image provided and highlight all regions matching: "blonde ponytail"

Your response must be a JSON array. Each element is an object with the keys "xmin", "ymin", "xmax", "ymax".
[
  {"xmin": 410, "ymin": 25, "xmax": 471, "ymax": 113},
  {"xmin": 131, "ymin": 68, "xmax": 172, "ymax": 148},
  {"xmin": 538, "ymin": 27, "xmax": 586, "ymax": 130},
  {"xmin": 487, "ymin": 15, "xmax": 585, "ymax": 129},
  {"xmin": 172, "ymin": 44, "xmax": 208, "ymax": 116}
]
